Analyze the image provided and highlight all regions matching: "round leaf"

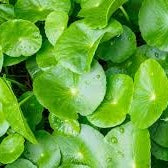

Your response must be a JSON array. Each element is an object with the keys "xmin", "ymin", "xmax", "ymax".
[
  {"xmin": 139, "ymin": 0, "xmax": 168, "ymax": 51},
  {"xmin": 127, "ymin": 45, "xmax": 168, "ymax": 77},
  {"xmin": 0, "ymin": 19, "xmax": 42, "ymax": 57},
  {"xmin": 150, "ymin": 108, "xmax": 168, "ymax": 148},
  {"xmin": 5, "ymin": 158, "xmax": 37, "ymax": 168},
  {"xmin": 33, "ymin": 61, "xmax": 106, "ymax": 119},
  {"xmin": 0, "ymin": 133, "xmax": 25, "ymax": 164},
  {"xmin": 49, "ymin": 113, "xmax": 80, "ymax": 136},
  {"xmin": 15, "ymin": 0, "xmax": 71, "ymax": 22},
  {"xmin": 152, "ymin": 141, "xmax": 168, "ymax": 161},
  {"xmin": 24, "ymin": 130, "xmax": 61, "ymax": 168},
  {"xmin": 55, "ymin": 19, "xmax": 122, "ymax": 74},
  {"xmin": 105, "ymin": 122, "xmax": 151, "ymax": 168},
  {"xmin": 19, "ymin": 91, "xmax": 44, "ymax": 131},
  {"xmin": 130, "ymin": 59, "xmax": 168, "ymax": 128},
  {"xmin": 59, "ymin": 164, "xmax": 90, "ymax": 168},
  {"xmin": 45, "ymin": 11, "xmax": 68, "ymax": 46},
  {"xmin": 97, "ymin": 25, "xmax": 136, "ymax": 63},
  {"xmin": 78, "ymin": 0, "xmax": 127, "ymax": 29},
  {"xmin": 54, "ymin": 124, "xmax": 112, "ymax": 168},
  {"xmin": 36, "ymin": 41, "xmax": 57, "ymax": 71},
  {"xmin": 88, "ymin": 74, "xmax": 133, "ymax": 128}
]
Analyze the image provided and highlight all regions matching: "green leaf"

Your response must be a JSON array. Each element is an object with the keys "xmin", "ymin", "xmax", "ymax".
[
  {"xmin": 127, "ymin": 45, "xmax": 168, "ymax": 77},
  {"xmin": 78, "ymin": 0, "xmax": 127, "ymax": 29},
  {"xmin": 15, "ymin": 0, "xmax": 71, "ymax": 22},
  {"xmin": 19, "ymin": 91, "xmax": 44, "ymax": 131},
  {"xmin": 0, "ymin": 19, "xmax": 42, "ymax": 57},
  {"xmin": 36, "ymin": 41, "xmax": 57, "ymax": 71},
  {"xmin": 0, "ymin": 133, "xmax": 25, "ymax": 164},
  {"xmin": 49, "ymin": 112, "xmax": 80, "ymax": 136},
  {"xmin": 3, "ymin": 55, "xmax": 27, "ymax": 67},
  {"xmin": 5, "ymin": 158, "xmax": 37, "ymax": 168},
  {"xmin": 0, "ymin": 4, "xmax": 15, "ymax": 23},
  {"xmin": 88, "ymin": 74, "xmax": 133, "ymax": 128},
  {"xmin": 139, "ymin": 0, "xmax": 168, "ymax": 51},
  {"xmin": 0, "ymin": 46, "xmax": 3, "ymax": 71},
  {"xmin": 150, "ymin": 108, "xmax": 168, "ymax": 148},
  {"xmin": 26, "ymin": 56, "xmax": 42, "ymax": 79},
  {"xmin": 124, "ymin": 0, "xmax": 143, "ymax": 26},
  {"xmin": 105, "ymin": 122, "xmax": 151, "ymax": 168},
  {"xmin": 151, "ymin": 141, "xmax": 168, "ymax": 161},
  {"xmin": 24, "ymin": 130, "xmax": 61, "ymax": 168},
  {"xmin": 54, "ymin": 124, "xmax": 112, "ymax": 168},
  {"xmin": 97, "ymin": 25, "xmax": 137, "ymax": 63},
  {"xmin": 59, "ymin": 164, "xmax": 90, "ymax": 168},
  {"xmin": 45, "ymin": 11, "xmax": 68, "ymax": 46},
  {"xmin": 55, "ymin": 19, "xmax": 122, "ymax": 74},
  {"xmin": 0, "ymin": 78, "xmax": 37, "ymax": 144},
  {"xmin": 33, "ymin": 61, "xmax": 106, "ymax": 119},
  {"xmin": 129, "ymin": 59, "xmax": 168, "ymax": 128},
  {"xmin": 0, "ymin": 103, "xmax": 9, "ymax": 137}
]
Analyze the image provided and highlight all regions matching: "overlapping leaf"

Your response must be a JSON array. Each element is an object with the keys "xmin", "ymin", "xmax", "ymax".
[{"xmin": 33, "ymin": 61, "xmax": 106, "ymax": 119}]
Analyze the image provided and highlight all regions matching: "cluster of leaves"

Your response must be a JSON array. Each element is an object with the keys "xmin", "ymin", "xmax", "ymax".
[{"xmin": 0, "ymin": 0, "xmax": 168, "ymax": 167}]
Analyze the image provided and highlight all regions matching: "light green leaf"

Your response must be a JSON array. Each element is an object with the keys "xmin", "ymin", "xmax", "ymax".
[
  {"xmin": 130, "ymin": 59, "xmax": 168, "ymax": 128},
  {"xmin": 0, "ymin": 78, "xmax": 37, "ymax": 143},
  {"xmin": 88, "ymin": 74, "xmax": 133, "ymax": 128},
  {"xmin": 54, "ymin": 124, "xmax": 112, "ymax": 168},
  {"xmin": 97, "ymin": 25, "xmax": 137, "ymax": 63},
  {"xmin": 45, "ymin": 11, "xmax": 68, "ymax": 46},
  {"xmin": 19, "ymin": 91, "xmax": 44, "ymax": 131},
  {"xmin": 15, "ymin": 0, "xmax": 71, "ymax": 22},
  {"xmin": 24, "ymin": 130, "xmax": 61, "ymax": 168},
  {"xmin": 78, "ymin": 0, "xmax": 127, "ymax": 29},
  {"xmin": 0, "ymin": 4, "xmax": 15, "ymax": 23},
  {"xmin": 0, "ymin": 19, "xmax": 42, "ymax": 57},
  {"xmin": 0, "ymin": 103, "xmax": 9, "ymax": 137},
  {"xmin": 59, "ymin": 164, "xmax": 90, "ymax": 168},
  {"xmin": 0, "ymin": 133, "xmax": 25, "ymax": 164},
  {"xmin": 0, "ymin": 46, "xmax": 3, "ymax": 71},
  {"xmin": 36, "ymin": 41, "xmax": 57, "ymax": 71},
  {"xmin": 5, "ymin": 158, "xmax": 37, "ymax": 168},
  {"xmin": 49, "ymin": 113, "xmax": 80, "ymax": 136},
  {"xmin": 105, "ymin": 122, "xmax": 151, "ymax": 168},
  {"xmin": 33, "ymin": 61, "xmax": 106, "ymax": 119},
  {"xmin": 55, "ymin": 19, "xmax": 122, "ymax": 74},
  {"xmin": 139, "ymin": 0, "xmax": 168, "ymax": 51},
  {"xmin": 26, "ymin": 56, "xmax": 42, "ymax": 79}
]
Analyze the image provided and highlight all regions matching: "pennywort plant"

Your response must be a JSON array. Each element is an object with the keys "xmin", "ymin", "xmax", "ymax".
[{"xmin": 0, "ymin": 0, "xmax": 168, "ymax": 167}]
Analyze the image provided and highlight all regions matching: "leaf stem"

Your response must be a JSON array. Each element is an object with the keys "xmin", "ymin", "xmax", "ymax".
[
  {"xmin": 119, "ymin": 6, "xmax": 130, "ymax": 22},
  {"xmin": 6, "ymin": 78, "xmax": 27, "ymax": 91}
]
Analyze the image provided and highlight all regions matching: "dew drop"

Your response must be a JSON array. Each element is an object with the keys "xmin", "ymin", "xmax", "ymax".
[
  {"xmin": 155, "ymin": 52, "xmax": 159, "ymax": 58},
  {"xmin": 110, "ymin": 41, "xmax": 115, "ymax": 46},
  {"xmin": 106, "ymin": 157, "xmax": 113, "ymax": 163},
  {"xmin": 111, "ymin": 136, "xmax": 118, "ymax": 144},
  {"xmin": 117, "ymin": 150, "xmax": 124, "ymax": 157},
  {"xmin": 119, "ymin": 127, "xmax": 124, "ymax": 133},
  {"xmin": 96, "ymin": 74, "xmax": 101, "ymax": 79}
]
